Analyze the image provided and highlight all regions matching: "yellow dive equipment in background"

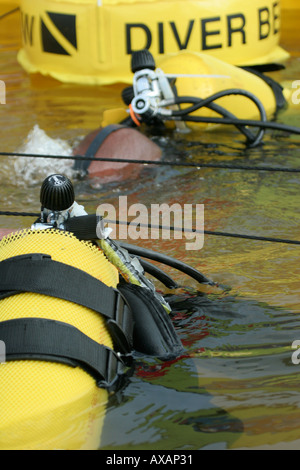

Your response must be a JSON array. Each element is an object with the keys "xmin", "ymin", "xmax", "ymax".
[
  {"xmin": 17, "ymin": 0, "xmax": 290, "ymax": 85},
  {"xmin": 0, "ymin": 229, "xmax": 118, "ymax": 450},
  {"xmin": 153, "ymin": 51, "xmax": 288, "ymax": 125}
]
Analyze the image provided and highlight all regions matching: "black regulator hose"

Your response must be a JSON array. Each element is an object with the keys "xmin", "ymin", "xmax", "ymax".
[
  {"xmin": 62, "ymin": 215, "xmax": 209, "ymax": 288},
  {"xmin": 200, "ymin": 100, "xmax": 262, "ymax": 147},
  {"xmin": 173, "ymin": 115, "xmax": 300, "ymax": 136},
  {"xmin": 117, "ymin": 242, "xmax": 215, "ymax": 286},
  {"xmin": 138, "ymin": 258, "xmax": 179, "ymax": 289},
  {"xmin": 168, "ymin": 89, "xmax": 268, "ymax": 147},
  {"xmin": 158, "ymin": 88, "xmax": 300, "ymax": 141}
]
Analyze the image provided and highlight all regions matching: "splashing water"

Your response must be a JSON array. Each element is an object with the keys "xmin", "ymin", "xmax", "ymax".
[{"xmin": 13, "ymin": 125, "xmax": 76, "ymax": 186}]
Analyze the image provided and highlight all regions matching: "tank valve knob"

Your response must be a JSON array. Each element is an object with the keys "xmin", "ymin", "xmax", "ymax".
[
  {"xmin": 40, "ymin": 174, "xmax": 75, "ymax": 212},
  {"xmin": 131, "ymin": 49, "xmax": 156, "ymax": 73}
]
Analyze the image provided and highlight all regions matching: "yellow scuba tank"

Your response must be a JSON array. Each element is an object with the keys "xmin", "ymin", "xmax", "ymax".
[
  {"xmin": 0, "ymin": 228, "xmax": 119, "ymax": 450},
  {"xmin": 155, "ymin": 51, "xmax": 289, "ymax": 125},
  {"xmin": 107, "ymin": 48, "xmax": 291, "ymax": 147},
  {"xmin": 0, "ymin": 174, "xmax": 188, "ymax": 450}
]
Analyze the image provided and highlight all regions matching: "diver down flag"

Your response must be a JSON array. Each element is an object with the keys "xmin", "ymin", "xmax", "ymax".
[{"xmin": 41, "ymin": 12, "xmax": 77, "ymax": 56}]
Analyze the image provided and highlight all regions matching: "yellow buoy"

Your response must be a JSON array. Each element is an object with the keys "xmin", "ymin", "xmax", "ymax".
[{"xmin": 17, "ymin": 0, "xmax": 290, "ymax": 85}]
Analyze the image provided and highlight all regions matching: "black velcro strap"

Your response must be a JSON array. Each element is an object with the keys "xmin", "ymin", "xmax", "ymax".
[
  {"xmin": 118, "ymin": 283, "xmax": 184, "ymax": 360},
  {"xmin": 0, "ymin": 254, "xmax": 133, "ymax": 354},
  {"xmin": 0, "ymin": 318, "xmax": 128, "ymax": 389},
  {"xmin": 73, "ymin": 124, "xmax": 126, "ymax": 173}
]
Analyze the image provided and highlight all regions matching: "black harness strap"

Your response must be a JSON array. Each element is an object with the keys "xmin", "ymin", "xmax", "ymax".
[
  {"xmin": 0, "ymin": 318, "xmax": 127, "ymax": 389},
  {"xmin": 73, "ymin": 124, "xmax": 126, "ymax": 174},
  {"xmin": 0, "ymin": 253, "xmax": 133, "ymax": 354}
]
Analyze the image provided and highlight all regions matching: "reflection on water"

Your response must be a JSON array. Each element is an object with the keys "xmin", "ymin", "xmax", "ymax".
[
  {"xmin": 101, "ymin": 292, "xmax": 300, "ymax": 450},
  {"xmin": 0, "ymin": 3, "xmax": 300, "ymax": 450}
]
